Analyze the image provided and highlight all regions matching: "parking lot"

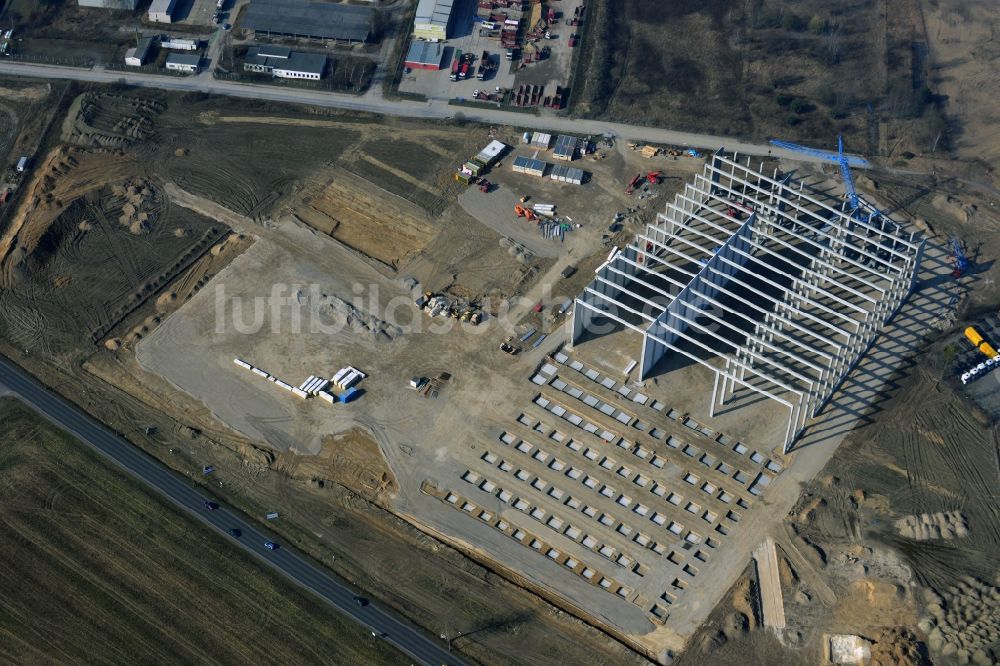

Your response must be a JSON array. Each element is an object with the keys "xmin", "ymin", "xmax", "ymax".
[{"xmin": 398, "ymin": 0, "xmax": 586, "ymax": 108}]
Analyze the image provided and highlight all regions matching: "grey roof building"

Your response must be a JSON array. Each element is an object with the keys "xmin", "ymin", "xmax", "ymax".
[
  {"xmin": 165, "ymin": 53, "xmax": 201, "ymax": 71},
  {"xmin": 124, "ymin": 36, "xmax": 154, "ymax": 66},
  {"xmin": 147, "ymin": 0, "xmax": 176, "ymax": 22},
  {"xmin": 512, "ymin": 155, "xmax": 547, "ymax": 177},
  {"xmin": 256, "ymin": 44, "xmax": 291, "ymax": 58},
  {"xmin": 244, "ymin": 47, "xmax": 326, "ymax": 79},
  {"xmin": 243, "ymin": 0, "xmax": 375, "ymax": 42},
  {"xmin": 553, "ymin": 134, "xmax": 579, "ymax": 161}
]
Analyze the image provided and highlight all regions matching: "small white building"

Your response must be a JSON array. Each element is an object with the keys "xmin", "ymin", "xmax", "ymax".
[
  {"xmin": 475, "ymin": 140, "xmax": 507, "ymax": 166},
  {"xmin": 165, "ymin": 53, "xmax": 200, "ymax": 73},
  {"xmin": 15, "ymin": 156, "xmax": 29, "ymax": 172},
  {"xmin": 161, "ymin": 38, "xmax": 199, "ymax": 50},
  {"xmin": 148, "ymin": 0, "xmax": 176, "ymax": 23}
]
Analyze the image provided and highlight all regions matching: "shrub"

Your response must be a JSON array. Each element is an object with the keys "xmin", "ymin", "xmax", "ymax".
[{"xmin": 791, "ymin": 99, "xmax": 815, "ymax": 114}]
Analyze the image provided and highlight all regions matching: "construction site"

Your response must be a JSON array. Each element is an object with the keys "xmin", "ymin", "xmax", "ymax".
[{"xmin": 2, "ymin": 14, "xmax": 1000, "ymax": 658}]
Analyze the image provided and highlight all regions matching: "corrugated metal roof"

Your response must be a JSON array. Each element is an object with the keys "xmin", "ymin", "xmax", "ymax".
[
  {"xmin": 244, "ymin": 0, "xmax": 374, "ymax": 41},
  {"xmin": 148, "ymin": 0, "xmax": 176, "ymax": 16},
  {"xmin": 414, "ymin": 0, "xmax": 454, "ymax": 27},
  {"xmin": 405, "ymin": 39, "xmax": 443, "ymax": 65}
]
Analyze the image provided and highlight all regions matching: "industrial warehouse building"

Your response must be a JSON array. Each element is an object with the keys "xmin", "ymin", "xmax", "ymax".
[
  {"xmin": 552, "ymin": 134, "xmax": 579, "ymax": 161},
  {"xmin": 404, "ymin": 39, "xmax": 444, "ymax": 70},
  {"xmin": 244, "ymin": 46, "xmax": 327, "ymax": 79},
  {"xmin": 413, "ymin": 0, "xmax": 455, "ymax": 41},
  {"xmin": 78, "ymin": 0, "xmax": 138, "ymax": 9},
  {"xmin": 165, "ymin": 53, "xmax": 200, "ymax": 73},
  {"xmin": 512, "ymin": 155, "xmax": 547, "ymax": 177},
  {"xmin": 147, "ymin": 0, "xmax": 176, "ymax": 22},
  {"xmin": 124, "ymin": 36, "xmax": 154, "ymax": 66},
  {"xmin": 572, "ymin": 149, "xmax": 923, "ymax": 451},
  {"xmin": 243, "ymin": 0, "xmax": 375, "ymax": 42}
]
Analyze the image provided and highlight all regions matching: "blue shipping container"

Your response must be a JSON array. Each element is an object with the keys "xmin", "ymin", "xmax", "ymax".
[{"xmin": 339, "ymin": 387, "xmax": 359, "ymax": 403}]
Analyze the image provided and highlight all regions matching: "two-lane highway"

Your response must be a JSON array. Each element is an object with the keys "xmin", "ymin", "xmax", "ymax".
[{"xmin": 0, "ymin": 354, "xmax": 464, "ymax": 666}]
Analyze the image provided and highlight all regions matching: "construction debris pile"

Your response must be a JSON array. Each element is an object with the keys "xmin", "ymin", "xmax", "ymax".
[
  {"xmin": 415, "ymin": 291, "xmax": 483, "ymax": 324},
  {"xmin": 513, "ymin": 200, "xmax": 574, "ymax": 241}
]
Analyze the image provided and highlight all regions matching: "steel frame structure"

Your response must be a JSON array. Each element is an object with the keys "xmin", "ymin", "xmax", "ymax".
[{"xmin": 572, "ymin": 150, "xmax": 924, "ymax": 451}]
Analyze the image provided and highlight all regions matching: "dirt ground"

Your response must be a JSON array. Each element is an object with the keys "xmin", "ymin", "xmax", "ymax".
[
  {"xmin": 5, "ymin": 0, "xmax": 146, "ymax": 63},
  {"xmin": 0, "ymin": 397, "xmax": 405, "ymax": 665},
  {"xmin": 573, "ymin": 0, "xmax": 938, "ymax": 156},
  {"xmin": 2, "ymin": 1, "xmax": 1000, "ymax": 656},
  {"xmin": 0, "ymin": 84, "xmax": 647, "ymax": 666}
]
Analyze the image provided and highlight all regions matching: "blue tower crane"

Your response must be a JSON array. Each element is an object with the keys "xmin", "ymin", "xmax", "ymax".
[{"xmin": 769, "ymin": 135, "xmax": 870, "ymax": 212}]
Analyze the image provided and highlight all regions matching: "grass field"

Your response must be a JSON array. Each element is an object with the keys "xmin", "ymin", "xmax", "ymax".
[{"xmin": 0, "ymin": 397, "xmax": 404, "ymax": 665}]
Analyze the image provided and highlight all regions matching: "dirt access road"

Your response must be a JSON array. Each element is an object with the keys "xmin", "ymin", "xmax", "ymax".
[{"xmin": 0, "ymin": 60, "xmax": 862, "ymax": 164}]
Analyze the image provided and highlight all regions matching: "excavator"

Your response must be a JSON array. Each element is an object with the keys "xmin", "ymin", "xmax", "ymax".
[
  {"xmin": 514, "ymin": 204, "xmax": 537, "ymax": 221},
  {"xmin": 625, "ymin": 173, "xmax": 643, "ymax": 194},
  {"xmin": 646, "ymin": 171, "xmax": 663, "ymax": 184}
]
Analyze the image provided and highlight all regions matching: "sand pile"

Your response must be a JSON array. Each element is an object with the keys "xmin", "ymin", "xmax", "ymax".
[
  {"xmin": 919, "ymin": 577, "xmax": 1000, "ymax": 664},
  {"xmin": 112, "ymin": 180, "xmax": 156, "ymax": 235},
  {"xmin": 895, "ymin": 511, "xmax": 968, "ymax": 540},
  {"xmin": 867, "ymin": 627, "xmax": 925, "ymax": 666}
]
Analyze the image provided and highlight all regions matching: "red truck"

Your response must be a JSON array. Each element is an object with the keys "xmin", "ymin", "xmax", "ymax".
[{"xmin": 449, "ymin": 49, "xmax": 463, "ymax": 81}]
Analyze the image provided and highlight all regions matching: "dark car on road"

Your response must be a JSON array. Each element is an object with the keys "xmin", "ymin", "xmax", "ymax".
[
  {"xmin": 264, "ymin": 540, "xmax": 279, "ymax": 550},
  {"xmin": 204, "ymin": 501, "xmax": 219, "ymax": 510},
  {"xmin": 353, "ymin": 596, "xmax": 369, "ymax": 607},
  {"xmin": 228, "ymin": 528, "xmax": 241, "ymax": 538}
]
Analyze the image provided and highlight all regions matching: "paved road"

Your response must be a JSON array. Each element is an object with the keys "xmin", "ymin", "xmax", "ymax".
[
  {"xmin": 0, "ymin": 354, "xmax": 464, "ymax": 666},
  {"xmin": 0, "ymin": 60, "xmax": 857, "ymax": 164}
]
